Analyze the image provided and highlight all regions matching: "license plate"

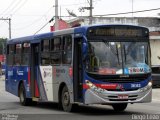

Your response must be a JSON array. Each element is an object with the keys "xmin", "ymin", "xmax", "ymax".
[{"xmin": 118, "ymin": 95, "xmax": 128, "ymax": 99}]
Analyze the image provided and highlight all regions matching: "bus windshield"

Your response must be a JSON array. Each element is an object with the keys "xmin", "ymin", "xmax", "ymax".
[{"xmin": 86, "ymin": 40, "xmax": 151, "ymax": 75}]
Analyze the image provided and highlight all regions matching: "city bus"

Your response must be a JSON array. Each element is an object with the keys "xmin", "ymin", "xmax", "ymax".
[{"xmin": 5, "ymin": 24, "xmax": 152, "ymax": 112}]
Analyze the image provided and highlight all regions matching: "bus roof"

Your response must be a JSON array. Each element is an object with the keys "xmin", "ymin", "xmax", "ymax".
[{"xmin": 7, "ymin": 24, "xmax": 148, "ymax": 44}]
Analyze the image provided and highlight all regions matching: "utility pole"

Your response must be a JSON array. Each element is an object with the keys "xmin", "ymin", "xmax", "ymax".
[
  {"xmin": 55, "ymin": 0, "xmax": 59, "ymax": 31},
  {"xmin": 132, "ymin": 0, "xmax": 134, "ymax": 17},
  {"xmin": 0, "ymin": 18, "xmax": 11, "ymax": 39},
  {"xmin": 89, "ymin": 0, "xmax": 93, "ymax": 25},
  {"xmin": 9, "ymin": 18, "xmax": 11, "ymax": 39},
  {"xmin": 79, "ymin": 0, "xmax": 93, "ymax": 25}
]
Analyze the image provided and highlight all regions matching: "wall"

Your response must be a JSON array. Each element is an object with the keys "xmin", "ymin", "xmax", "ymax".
[
  {"xmin": 79, "ymin": 17, "xmax": 160, "ymax": 31},
  {"xmin": 150, "ymin": 40, "xmax": 160, "ymax": 65}
]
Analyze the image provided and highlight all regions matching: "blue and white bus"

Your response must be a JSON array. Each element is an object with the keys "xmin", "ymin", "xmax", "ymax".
[{"xmin": 5, "ymin": 24, "xmax": 152, "ymax": 112}]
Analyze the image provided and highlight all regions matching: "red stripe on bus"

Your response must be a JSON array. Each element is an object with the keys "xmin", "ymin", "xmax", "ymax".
[
  {"xmin": 35, "ymin": 80, "xmax": 40, "ymax": 97},
  {"xmin": 83, "ymin": 83, "xmax": 119, "ymax": 90},
  {"xmin": 83, "ymin": 84, "xmax": 89, "ymax": 89},
  {"xmin": 28, "ymin": 68, "xmax": 31, "ymax": 86},
  {"xmin": 95, "ymin": 84, "xmax": 118, "ymax": 89}
]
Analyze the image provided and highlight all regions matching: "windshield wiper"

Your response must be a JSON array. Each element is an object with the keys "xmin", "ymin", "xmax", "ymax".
[
  {"xmin": 116, "ymin": 44, "xmax": 120, "ymax": 65},
  {"xmin": 103, "ymin": 41, "xmax": 120, "ymax": 65},
  {"xmin": 123, "ymin": 44, "xmax": 127, "ymax": 63}
]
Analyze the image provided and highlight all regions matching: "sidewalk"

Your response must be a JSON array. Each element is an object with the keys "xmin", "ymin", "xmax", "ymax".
[
  {"xmin": 0, "ymin": 75, "xmax": 5, "ymax": 81},
  {"xmin": 152, "ymin": 88, "xmax": 160, "ymax": 101}
]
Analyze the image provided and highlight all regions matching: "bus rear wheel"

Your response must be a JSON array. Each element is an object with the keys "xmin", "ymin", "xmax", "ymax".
[
  {"xmin": 112, "ymin": 103, "xmax": 128, "ymax": 112},
  {"xmin": 61, "ymin": 86, "xmax": 75, "ymax": 112},
  {"xmin": 19, "ymin": 83, "xmax": 32, "ymax": 106}
]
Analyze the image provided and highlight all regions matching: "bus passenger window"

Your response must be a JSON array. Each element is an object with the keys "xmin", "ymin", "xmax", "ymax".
[
  {"xmin": 15, "ymin": 44, "xmax": 22, "ymax": 65},
  {"xmin": 22, "ymin": 43, "xmax": 30, "ymax": 65},
  {"xmin": 41, "ymin": 53, "xmax": 50, "ymax": 65},
  {"xmin": 41, "ymin": 39, "xmax": 50, "ymax": 65},
  {"xmin": 62, "ymin": 36, "xmax": 72, "ymax": 64},
  {"xmin": 42, "ymin": 39, "xmax": 50, "ymax": 52},
  {"xmin": 54, "ymin": 37, "xmax": 61, "ymax": 51},
  {"xmin": 7, "ymin": 44, "xmax": 15, "ymax": 66},
  {"xmin": 50, "ymin": 52, "xmax": 61, "ymax": 65},
  {"xmin": 64, "ymin": 36, "xmax": 72, "ymax": 50},
  {"xmin": 23, "ymin": 43, "xmax": 30, "ymax": 53}
]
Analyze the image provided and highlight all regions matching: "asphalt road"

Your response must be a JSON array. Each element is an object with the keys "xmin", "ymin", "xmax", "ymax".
[{"xmin": 0, "ymin": 79, "xmax": 160, "ymax": 120}]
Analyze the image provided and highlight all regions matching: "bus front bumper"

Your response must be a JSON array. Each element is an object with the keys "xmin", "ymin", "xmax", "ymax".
[{"xmin": 84, "ymin": 82, "xmax": 152, "ymax": 104}]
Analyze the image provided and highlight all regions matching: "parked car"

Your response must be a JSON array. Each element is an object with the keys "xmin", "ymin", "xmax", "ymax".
[{"xmin": 151, "ymin": 65, "xmax": 160, "ymax": 88}]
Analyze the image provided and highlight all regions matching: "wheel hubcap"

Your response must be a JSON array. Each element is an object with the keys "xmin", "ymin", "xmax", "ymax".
[{"xmin": 63, "ymin": 92, "xmax": 69, "ymax": 106}]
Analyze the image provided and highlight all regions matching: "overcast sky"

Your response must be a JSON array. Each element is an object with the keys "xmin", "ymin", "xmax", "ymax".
[{"xmin": 0, "ymin": 0, "xmax": 160, "ymax": 38}]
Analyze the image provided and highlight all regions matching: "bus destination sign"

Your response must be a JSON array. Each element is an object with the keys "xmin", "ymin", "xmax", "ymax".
[{"xmin": 88, "ymin": 27, "xmax": 148, "ymax": 37}]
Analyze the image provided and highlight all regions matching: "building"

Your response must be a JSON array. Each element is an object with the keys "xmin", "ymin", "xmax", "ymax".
[
  {"xmin": 150, "ymin": 31, "xmax": 160, "ymax": 66},
  {"xmin": 68, "ymin": 17, "xmax": 160, "ymax": 31}
]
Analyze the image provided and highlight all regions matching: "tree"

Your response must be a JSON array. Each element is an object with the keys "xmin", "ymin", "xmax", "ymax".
[{"xmin": 0, "ymin": 38, "xmax": 7, "ymax": 55}]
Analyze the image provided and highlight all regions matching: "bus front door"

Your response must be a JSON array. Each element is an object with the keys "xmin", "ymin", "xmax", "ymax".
[
  {"xmin": 73, "ymin": 39, "xmax": 83, "ymax": 102},
  {"xmin": 30, "ymin": 43, "xmax": 40, "ymax": 99}
]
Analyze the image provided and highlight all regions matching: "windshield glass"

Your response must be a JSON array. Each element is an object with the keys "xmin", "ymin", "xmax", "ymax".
[{"xmin": 86, "ymin": 41, "xmax": 150, "ymax": 75}]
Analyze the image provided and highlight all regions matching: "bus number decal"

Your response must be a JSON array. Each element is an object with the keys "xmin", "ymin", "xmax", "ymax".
[{"xmin": 131, "ymin": 83, "xmax": 141, "ymax": 88}]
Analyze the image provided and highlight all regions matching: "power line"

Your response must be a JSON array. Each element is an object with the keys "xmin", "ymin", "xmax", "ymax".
[
  {"xmin": 13, "ymin": 7, "xmax": 53, "ymax": 30},
  {"xmin": 60, "ymin": 2, "xmax": 88, "ymax": 6},
  {"xmin": 34, "ymin": 16, "xmax": 54, "ymax": 35},
  {"xmin": 58, "ymin": 7, "xmax": 160, "ymax": 17},
  {"xmin": 34, "ymin": 21, "xmax": 49, "ymax": 35},
  {"xmin": 34, "ymin": 15, "xmax": 55, "ymax": 35},
  {"xmin": 0, "ymin": 0, "xmax": 16, "ymax": 16},
  {"xmin": 11, "ymin": 0, "xmax": 28, "ymax": 15},
  {"xmin": 1, "ymin": 0, "xmax": 23, "ymax": 17},
  {"xmin": 94, "ymin": 7, "xmax": 160, "ymax": 17}
]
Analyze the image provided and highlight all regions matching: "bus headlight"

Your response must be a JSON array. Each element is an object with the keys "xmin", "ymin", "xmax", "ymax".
[
  {"xmin": 139, "ymin": 81, "xmax": 152, "ymax": 92},
  {"xmin": 85, "ymin": 80, "xmax": 96, "ymax": 88},
  {"xmin": 85, "ymin": 80, "xmax": 106, "ymax": 94}
]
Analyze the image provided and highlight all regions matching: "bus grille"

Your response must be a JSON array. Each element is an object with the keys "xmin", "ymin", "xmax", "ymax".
[
  {"xmin": 99, "ymin": 78, "xmax": 145, "ymax": 83},
  {"xmin": 87, "ymin": 73, "xmax": 150, "ymax": 83}
]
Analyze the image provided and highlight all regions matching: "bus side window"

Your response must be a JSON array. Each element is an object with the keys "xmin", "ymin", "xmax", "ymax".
[
  {"xmin": 15, "ymin": 44, "xmax": 22, "ymax": 66},
  {"xmin": 54, "ymin": 37, "xmax": 61, "ymax": 51},
  {"xmin": 62, "ymin": 35, "xmax": 72, "ymax": 64},
  {"xmin": 7, "ymin": 44, "xmax": 15, "ymax": 66},
  {"xmin": 41, "ymin": 39, "xmax": 50, "ymax": 65},
  {"xmin": 50, "ymin": 37, "xmax": 62, "ymax": 65},
  {"xmin": 22, "ymin": 43, "xmax": 30, "ymax": 65},
  {"xmin": 41, "ymin": 39, "xmax": 50, "ymax": 52}
]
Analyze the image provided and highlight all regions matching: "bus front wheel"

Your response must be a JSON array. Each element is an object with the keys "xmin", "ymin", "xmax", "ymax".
[
  {"xmin": 112, "ymin": 103, "xmax": 128, "ymax": 112},
  {"xmin": 61, "ymin": 86, "xmax": 74, "ymax": 112}
]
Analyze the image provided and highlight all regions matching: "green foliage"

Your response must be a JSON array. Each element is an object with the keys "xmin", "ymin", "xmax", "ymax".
[{"xmin": 0, "ymin": 38, "xmax": 7, "ymax": 54}]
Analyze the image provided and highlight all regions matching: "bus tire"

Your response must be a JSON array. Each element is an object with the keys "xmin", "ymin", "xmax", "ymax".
[
  {"xmin": 19, "ymin": 83, "xmax": 31, "ymax": 106},
  {"xmin": 112, "ymin": 103, "xmax": 128, "ymax": 112},
  {"xmin": 61, "ymin": 86, "xmax": 74, "ymax": 112}
]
